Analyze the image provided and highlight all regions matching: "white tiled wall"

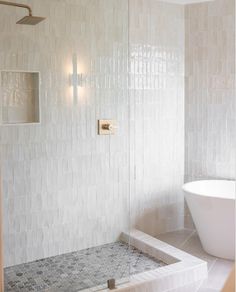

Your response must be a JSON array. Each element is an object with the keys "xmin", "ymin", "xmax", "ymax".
[
  {"xmin": 184, "ymin": 0, "xmax": 235, "ymax": 228},
  {"xmin": 0, "ymin": 0, "xmax": 130, "ymax": 267},
  {"xmin": 129, "ymin": 0, "xmax": 185, "ymax": 236},
  {"xmin": 0, "ymin": 0, "xmax": 186, "ymax": 267},
  {"xmin": 2, "ymin": 0, "xmax": 232, "ymax": 267},
  {"xmin": 185, "ymin": 0, "xmax": 235, "ymax": 181},
  {"xmin": 1, "ymin": 71, "xmax": 40, "ymax": 124}
]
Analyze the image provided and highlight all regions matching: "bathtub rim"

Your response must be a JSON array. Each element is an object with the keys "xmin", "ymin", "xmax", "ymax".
[{"xmin": 182, "ymin": 179, "xmax": 236, "ymax": 201}]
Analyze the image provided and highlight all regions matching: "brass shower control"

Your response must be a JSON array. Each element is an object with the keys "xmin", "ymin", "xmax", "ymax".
[{"xmin": 98, "ymin": 120, "xmax": 117, "ymax": 135}]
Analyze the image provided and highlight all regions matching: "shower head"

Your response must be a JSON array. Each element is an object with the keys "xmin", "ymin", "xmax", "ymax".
[
  {"xmin": 0, "ymin": 0, "xmax": 45, "ymax": 25},
  {"xmin": 16, "ymin": 15, "xmax": 45, "ymax": 25}
]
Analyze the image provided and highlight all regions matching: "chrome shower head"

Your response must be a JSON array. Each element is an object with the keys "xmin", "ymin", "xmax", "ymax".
[
  {"xmin": 0, "ymin": 1, "xmax": 46, "ymax": 25},
  {"xmin": 16, "ymin": 15, "xmax": 45, "ymax": 25}
]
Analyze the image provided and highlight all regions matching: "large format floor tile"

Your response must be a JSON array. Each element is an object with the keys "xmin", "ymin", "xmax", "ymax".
[
  {"xmin": 200, "ymin": 259, "xmax": 234, "ymax": 291},
  {"xmin": 157, "ymin": 229, "xmax": 195, "ymax": 249},
  {"xmin": 156, "ymin": 229, "xmax": 234, "ymax": 292},
  {"xmin": 180, "ymin": 232, "xmax": 217, "ymax": 270}
]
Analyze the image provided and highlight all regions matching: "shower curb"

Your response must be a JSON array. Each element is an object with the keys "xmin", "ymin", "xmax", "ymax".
[{"xmin": 84, "ymin": 229, "xmax": 208, "ymax": 292}]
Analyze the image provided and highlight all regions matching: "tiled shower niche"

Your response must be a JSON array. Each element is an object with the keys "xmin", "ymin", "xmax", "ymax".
[{"xmin": 1, "ymin": 71, "xmax": 40, "ymax": 125}]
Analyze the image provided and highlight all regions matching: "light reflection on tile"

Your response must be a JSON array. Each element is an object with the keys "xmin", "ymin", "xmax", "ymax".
[{"xmin": 185, "ymin": 0, "xmax": 235, "ymax": 182}]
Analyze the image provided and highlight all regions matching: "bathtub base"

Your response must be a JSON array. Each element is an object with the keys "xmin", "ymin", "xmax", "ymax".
[
  {"xmin": 202, "ymin": 243, "xmax": 235, "ymax": 261},
  {"xmin": 185, "ymin": 193, "xmax": 235, "ymax": 261},
  {"xmin": 183, "ymin": 180, "xmax": 235, "ymax": 261}
]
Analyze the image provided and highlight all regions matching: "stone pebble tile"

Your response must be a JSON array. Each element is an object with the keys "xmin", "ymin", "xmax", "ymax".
[{"xmin": 4, "ymin": 241, "xmax": 166, "ymax": 291}]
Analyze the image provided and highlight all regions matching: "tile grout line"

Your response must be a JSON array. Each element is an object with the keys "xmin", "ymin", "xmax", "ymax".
[{"xmin": 179, "ymin": 229, "xmax": 197, "ymax": 248}]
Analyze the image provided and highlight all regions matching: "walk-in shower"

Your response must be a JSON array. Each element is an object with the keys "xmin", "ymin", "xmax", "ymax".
[
  {"xmin": 0, "ymin": 0, "xmax": 132, "ymax": 290},
  {"xmin": 0, "ymin": 1, "xmax": 45, "ymax": 25}
]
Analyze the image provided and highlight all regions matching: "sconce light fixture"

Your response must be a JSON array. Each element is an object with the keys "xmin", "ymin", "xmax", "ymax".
[{"xmin": 70, "ymin": 54, "xmax": 82, "ymax": 105}]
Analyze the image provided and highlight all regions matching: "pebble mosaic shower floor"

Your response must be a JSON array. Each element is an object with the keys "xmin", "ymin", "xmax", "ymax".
[{"xmin": 4, "ymin": 241, "xmax": 166, "ymax": 292}]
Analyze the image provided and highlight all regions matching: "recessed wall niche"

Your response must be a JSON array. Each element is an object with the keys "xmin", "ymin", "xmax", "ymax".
[{"xmin": 0, "ymin": 71, "xmax": 40, "ymax": 125}]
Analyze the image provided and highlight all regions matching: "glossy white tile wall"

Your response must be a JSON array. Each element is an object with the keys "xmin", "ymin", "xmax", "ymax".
[
  {"xmin": 0, "ymin": 0, "xmax": 186, "ymax": 267},
  {"xmin": 0, "ymin": 0, "xmax": 130, "ymax": 267},
  {"xmin": 185, "ymin": 0, "xmax": 235, "ymax": 181},
  {"xmin": 184, "ymin": 0, "xmax": 235, "ymax": 228},
  {"xmin": 129, "ymin": 0, "xmax": 185, "ymax": 236},
  {"xmin": 1, "ymin": 71, "xmax": 40, "ymax": 124},
  {"xmin": 2, "ymin": 0, "xmax": 232, "ymax": 268}
]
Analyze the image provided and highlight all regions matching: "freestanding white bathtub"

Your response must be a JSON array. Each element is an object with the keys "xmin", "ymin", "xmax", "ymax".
[{"xmin": 183, "ymin": 180, "xmax": 235, "ymax": 260}]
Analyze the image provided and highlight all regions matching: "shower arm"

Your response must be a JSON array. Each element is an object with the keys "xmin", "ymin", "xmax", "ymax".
[{"xmin": 0, "ymin": 1, "xmax": 32, "ymax": 16}]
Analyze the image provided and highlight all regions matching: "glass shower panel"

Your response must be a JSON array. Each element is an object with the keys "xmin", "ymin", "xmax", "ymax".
[
  {"xmin": 71, "ymin": 0, "xmax": 131, "ymax": 289},
  {"xmin": 0, "ymin": 0, "xmax": 131, "ymax": 291},
  {"xmin": 129, "ymin": 0, "xmax": 185, "ymax": 245}
]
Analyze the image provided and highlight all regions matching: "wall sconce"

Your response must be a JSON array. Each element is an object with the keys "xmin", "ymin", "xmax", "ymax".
[{"xmin": 70, "ymin": 54, "xmax": 82, "ymax": 105}]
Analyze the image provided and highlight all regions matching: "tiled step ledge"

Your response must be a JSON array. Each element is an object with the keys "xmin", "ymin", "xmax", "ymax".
[{"xmin": 85, "ymin": 229, "xmax": 208, "ymax": 292}]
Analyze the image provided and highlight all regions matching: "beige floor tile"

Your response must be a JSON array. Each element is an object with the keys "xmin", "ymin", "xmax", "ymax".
[
  {"xmin": 156, "ymin": 229, "xmax": 195, "ymax": 248},
  {"xmin": 200, "ymin": 258, "xmax": 234, "ymax": 291},
  {"xmin": 180, "ymin": 233, "xmax": 217, "ymax": 270},
  {"xmin": 156, "ymin": 229, "xmax": 234, "ymax": 292}
]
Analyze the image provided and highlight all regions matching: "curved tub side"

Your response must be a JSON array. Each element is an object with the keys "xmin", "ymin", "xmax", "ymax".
[{"xmin": 185, "ymin": 191, "xmax": 235, "ymax": 260}]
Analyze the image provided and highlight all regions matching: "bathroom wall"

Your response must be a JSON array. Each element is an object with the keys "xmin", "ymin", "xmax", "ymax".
[
  {"xmin": 185, "ymin": 0, "xmax": 235, "ymax": 181},
  {"xmin": 185, "ymin": 0, "xmax": 235, "ymax": 228},
  {"xmin": 0, "ymin": 0, "xmax": 186, "ymax": 267},
  {"xmin": 2, "ymin": 0, "xmax": 228, "ymax": 267},
  {"xmin": 129, "ymin": 0, "xmax": 185, "ymax": 236},
  {"xmin": 0, "ymin": 0, "xmax": 130, "ymax": 267}
]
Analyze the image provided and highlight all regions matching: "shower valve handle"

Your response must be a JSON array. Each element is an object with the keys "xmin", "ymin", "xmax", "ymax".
[
  {"xmin": 98, "ymin": 120, "xmax": 118, "ymax": 135},
  {"xmin": 102, "ymin": 123, "xmax": 118, "ymax": 131}
]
